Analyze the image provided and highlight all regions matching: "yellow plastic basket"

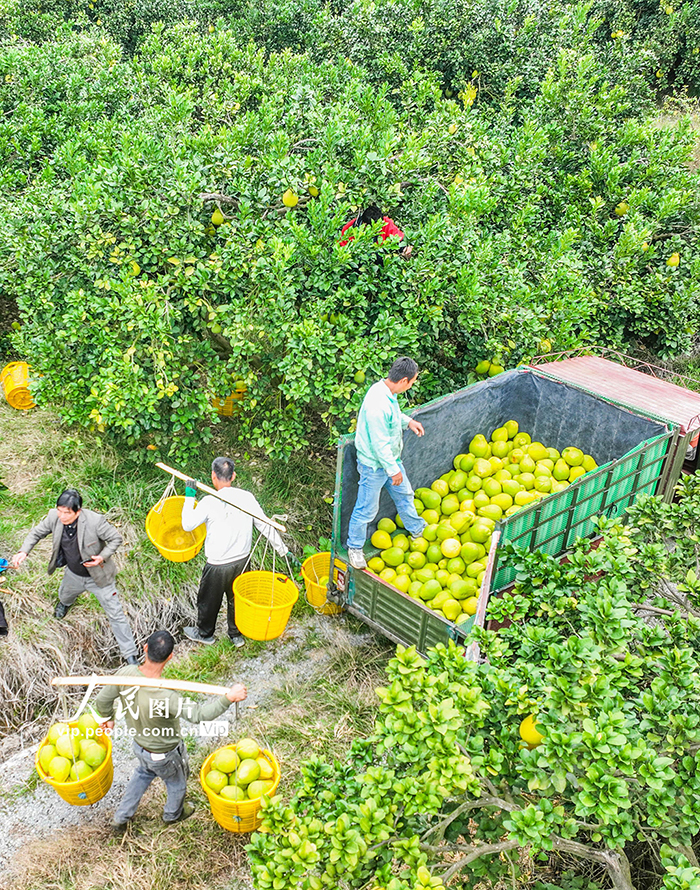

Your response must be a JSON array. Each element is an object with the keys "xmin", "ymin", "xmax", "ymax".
[
  {"xmin": 200, "ymin": 746, "xmax": 280, "ymax": 833},
  {"xmin": 233, "ymin": 571, "xmax": 298, "ymax": 640},
  {"xmin": 212, "ymin": 389, "xmax": 246, "ymax": 417},
  {"xmin": 301, "ymin": 552, "xmax": 345, "ymax": 615},
  {"xmin": 35, "ymin": 725, "xmax": 113, "ymax": 806},
  {"xmin": 146, "ymin": 495, "xmax": 206, "ymax": 562},
  {"xmin": 1, "ymin": 362, "xmax": 35, "ymax": 410}
]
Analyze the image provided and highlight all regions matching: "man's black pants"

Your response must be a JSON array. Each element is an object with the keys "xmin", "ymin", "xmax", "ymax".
[{"xmin": 197, "ymin": 558, "xmax": 248, "ymax": 639}]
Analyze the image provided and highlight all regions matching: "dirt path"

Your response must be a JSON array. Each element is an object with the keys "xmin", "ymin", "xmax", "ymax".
[{"xmin": 0, "ymin": 615, "xmax": 374, "ymax": 882}]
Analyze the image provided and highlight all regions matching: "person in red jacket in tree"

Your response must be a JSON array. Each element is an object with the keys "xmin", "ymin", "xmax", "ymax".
[{"xmin": 340, "ymin": 205, "xmax": 413, "ymax": 258}]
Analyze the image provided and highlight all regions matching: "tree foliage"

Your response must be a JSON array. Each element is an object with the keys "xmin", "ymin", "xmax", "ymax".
[
  {"xmin": 248, "ymin": 475, "xmax": 700, "ymax": 889},
  {"xmin": 0, "ymin": 14, "xmax": 697, "ymax": 458}
]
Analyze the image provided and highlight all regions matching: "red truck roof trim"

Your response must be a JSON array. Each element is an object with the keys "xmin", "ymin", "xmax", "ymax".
[{"xmin": 531, "ymin": 356, "xmax": 700, "ymax": 434}]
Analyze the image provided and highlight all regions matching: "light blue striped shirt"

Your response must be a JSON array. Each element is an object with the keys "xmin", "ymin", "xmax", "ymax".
[{"xmin": 354, "ymin": 381, "xmax": 412, "ymax": 476}]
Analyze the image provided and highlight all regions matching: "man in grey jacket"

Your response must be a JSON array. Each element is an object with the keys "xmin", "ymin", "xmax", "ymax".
[{"xmin": 10, "ymin": 488, "xmax": 138, "ymax": 664}]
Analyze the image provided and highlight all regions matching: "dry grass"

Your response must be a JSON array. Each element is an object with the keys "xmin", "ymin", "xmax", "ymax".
[{"xmin": 6, "ymin": 803, "xmax": 252, "ymax": 890}]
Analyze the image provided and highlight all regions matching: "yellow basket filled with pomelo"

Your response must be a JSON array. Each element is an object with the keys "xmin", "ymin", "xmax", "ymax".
[
  {"xmin": 233, "ymin": 571, "xmax": 298, "ymax": 640},
  {"xmin": 1, "ymin": 361, "xmax": 35, "ymax": 410},
  {"xmin": 35, "ymin": 715, "xmax": 113, "ymax": 806},
  {"xmin": 146, "ymin": 495, "xmax": 206, "ymax": 562},
  {"xmin": 301, "ymin": 552, "xmax": 344, "ymax": 615},
  {"xmin": 200, "ymin": 738, "xmax": 280, "ymax": 833}
]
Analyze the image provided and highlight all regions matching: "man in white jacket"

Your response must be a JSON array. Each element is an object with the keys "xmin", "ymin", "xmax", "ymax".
[{"xmin": 181, "ymin": 457, "xmax": 292, "ymax": 647}]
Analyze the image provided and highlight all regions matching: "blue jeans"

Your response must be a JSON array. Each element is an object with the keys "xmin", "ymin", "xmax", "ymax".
[{"xmin": 347, "ymin": 462, "xmax": 426, "ymax": 549}]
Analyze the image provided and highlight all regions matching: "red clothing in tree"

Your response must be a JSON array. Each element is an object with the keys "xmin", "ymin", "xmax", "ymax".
[{"xmin": 339, "ymin": 216, "xmax": 405, "ymax": 246}]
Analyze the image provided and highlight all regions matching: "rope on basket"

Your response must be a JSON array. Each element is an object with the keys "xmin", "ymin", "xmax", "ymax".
[
  {"xmin": 241, "ymin": 515, "xmax": 294, "ymax": 639},
  {"xmin": 152, "ymin": 476, "xmax": 177, "ymax": 515}
]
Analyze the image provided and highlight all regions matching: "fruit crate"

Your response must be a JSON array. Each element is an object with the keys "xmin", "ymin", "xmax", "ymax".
[{"xmin": 330, "ymin": 368, "xmax": 674, "ymax": 656}]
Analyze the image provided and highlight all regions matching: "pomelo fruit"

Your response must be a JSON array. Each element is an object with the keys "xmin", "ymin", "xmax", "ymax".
[
  {"xmin": 56, "ymin": 733, "xmax": 80, "ymax": 760},
  {"xmin": 440, "ymin": 494, "xmax": 460, "ymax": 515},
  {"xmin": 48, "ymin": 756, "xmax": 71, "ymax": 783},
  {"xmin": 440, "ymin": 538, "xmax": 461, "ymax": 559},
  {"xmin": 221, "ymin": 784, "xmax": 247, "ymax": 801},
  {"xmin": 527, "ymin": 442, "xmax": 548, "ymax": 462},
  {"xmin": 426, "ymin": 543, "xmax": 443, "ymax": 564},
  {"xmin": 420, "ymin": 489, "xmax": 442, "ymax": 511},
  {"xmin": 393, "ymin": 574, "xmax": 411, "ymax": 592},
  {"xmin": 518, "ymin": 472, "xmax": 536, "ymax": 490},
  {"xmin": 77, "ymin": 713, "xmax": 100, "ymax": 738},
  {"xmin": 449, "ymin": 471, "xmax": 467, "ymax": 492},
  {"xmin": 569, "ymin": 466, "xmax": 586, "ymax": 482},
  {"xmin": 469, "ymin": 434, "xmax": 489, "ymax": 458},
  {"xmin": 410, "ymin": 536, "xmax": 428, "ymax": 552},
  {"xmin": 247, "ymin": 779, "xmax": 275, "ymax": 800},
  {"xmin": 408, "ymin": 581, "xmax": 423, "ymax": 598},
  {"xmin": 562, "ymin": 446, "xmax": 583, "ymax": 467},
  {"xmin": 381, "ymin": 546, "xmax": 405, "ymax": 567},
  {"xmin": 431, "ymin": 479, "xmax": 449, "ymax": 498},
  {"xmin": 482, "ymin": 478, "xmax": 501, "ymax": 498},
  {"xmin": 462, "ymin": 596, "xmax": 478, "ymax": 615},
  {"xmin": 472, "ymin": 458, "xmax": 492, "ymax": 478},
  {"xmin": 504, "ymin": 420, "xmax": 519, "ymax": 438},
  {"xmin": 367, "ymin": 556, "xmax": 385, "ymax": 573},
  {"xmin": 582, "ymin": 454, "xmax": 597, "ymax": 472},
  {"xmin": 422, "ymin": 509, "xmax": 440, "ymax": 525},
  {"xmin": 379, "ymin": 567, "xmax": 397, "ymax": 583},
  {"xmin": 396, "ymin": 562, "xmax": 412, "ymax": 576},
  {"xmin": 519, "ymin": 714, "xmax": 544, "ymax": 748},
  {"xmin": 236, "ymin": 738, "xmax": 261, "ymax": 760},
  {"xmin": 421, "ymin": 579, "xmax": 442, "ymax": 600},
  {"xmin": 466, "ymin": 475, "xmax": 482, "ymax": 492},
  {"xmin": 478, "ymin": 504, "xmax": 502, "ymax": 522},
  {"xmin": 491, "ymin": 440, "xmax": 510, "ymax": 459},
  {"xmin": 449, "ymin": 579, "xmax": 471, "ymax": 599},
  {"xmin": 47, "ymin": 723, "xmax": 71, "ymax": 745},
  {"xmin": 502, "ymin": 479, "xmax": 522, "ymax": 498},
  {"xmin": 39, "ymin": 744, "xmax": 57, "ymax": 773},
  {"xmin": 459, "ymin": 454, "xmax": 476, "ymax": 473},
  {"xmin": 204, "ymin": 769, "xmax": 228, "ymax": 794},
  {"xmin": 81, "ymin": 740, "xmax": 107, "ymax": 769},
  {"xmin": 371, "ymin": 530, "xmax": 392, "ymax": 550},
  {"xmin": 377, "ymin": 517, "xmax": 396, "ymax": 534},
  {"xmin": 236, "ymin": 759, "xmax": 261, "ymax": 785},
  {"xmin": 553, "ymin": 459, "xmax": 570, "ymax": 481},
  {"xmin": 491, "ymin": 492, "xmax": 513, "ymax": 511},
  {"xmin": 449, "ymin": 512, "xmax": 470, "ymax": 534},
  {"xmin": 491, "ymin": 426, "xmax": 508, "ymax": 442},
  {"xmin": 407, "ymin": 550, "xmax": 426, "ymax": 569},
  {"xmin": 469, "ymin": 523, "xmax": 490, "ymax": 544},
  {"xmin": 519, "ymin": 456, "xmax": 536, "ymax": 474},
  {"xmin": 415, "ymin": 567, "xmax": 435, "ymax": 584},
  {"xmin": 446, "ymin": 556, "xmax": 465, "ymax": 575},
  {"xmin": 442, "ymin": 599, "xmax": 462, "ymax": 622},
  {"xmin": 534, "ymin": 476, "xmax": 551, "ymax": 493},
  {"xmin": 460, "ymin": 541, "xmax": 481, "ymax": 563},
  {"xmin": 70, "ymin": 760, "xmax": 93, "ymax": 782},
  {"xmin": 213, "ymin": 747, "xmax": 240, "ymax": 774}
]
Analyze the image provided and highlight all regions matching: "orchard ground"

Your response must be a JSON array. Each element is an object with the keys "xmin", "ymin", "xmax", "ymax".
[{"xmin": 0, "ymin": 398, "xmax": 393, "ymax": 889}]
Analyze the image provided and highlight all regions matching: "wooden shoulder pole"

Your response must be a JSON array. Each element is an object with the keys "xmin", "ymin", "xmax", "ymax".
[
  {"xmin": 156, "ymin": 462, "xmax": 286, "ymax": 533},
  {"xmin": 52, "ymin": 675, "xmax": 231, "ymax": 696}
]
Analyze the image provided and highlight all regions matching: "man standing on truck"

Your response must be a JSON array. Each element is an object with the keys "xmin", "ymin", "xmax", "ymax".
[
  {"xmin": 346, "ymin": 356, "xmax": 426, "ymax": 569},
  {"xmin": 181, "ymin": 456, "xmax": 298, "ymax": 647},
  {"xmin": 95, "ymin": 629, "xmax": 247, "ymax": 832},
  {"xmin": 10, "ymin": 488, "xmax": 139, "ymax": 664}
]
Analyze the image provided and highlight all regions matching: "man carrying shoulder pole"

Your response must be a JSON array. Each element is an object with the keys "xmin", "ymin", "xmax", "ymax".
[
  {"xmin": 346, "ymin": 356, "xmax": 427, "ymax": 569},
  {"xmin": 181, "ymin": 456, "xmax": 299, "ymax": 647},
  {"xmin": 94, "ymin": 629, "xmax": 247, "ymax": 831}
]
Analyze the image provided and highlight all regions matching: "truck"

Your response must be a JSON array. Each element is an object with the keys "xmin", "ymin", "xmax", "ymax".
[{"xmin": 328, "ymin": 353, "xmax": 700, "ymax": 655}]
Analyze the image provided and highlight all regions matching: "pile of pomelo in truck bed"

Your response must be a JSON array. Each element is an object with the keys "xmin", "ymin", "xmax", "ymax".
[
  {"xmin": 204, "ymin": 737, "xmax": 276, "ymax": 801},
  {"xmin": 367, "ymin": 420, "xmax": 597, "ymax": 626},
  {"xmin": 37, "ymin": 713, "xmax": 107, "ymax": 783}
]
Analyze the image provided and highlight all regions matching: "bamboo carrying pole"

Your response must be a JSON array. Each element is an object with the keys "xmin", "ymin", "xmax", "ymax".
[
  {"xmin": 156, "ymin": 462, "xmax": 286, "ymax": 533},
  {"xmin": 52, "ymin": 675, "xmax": 231, "ymax": 696}
]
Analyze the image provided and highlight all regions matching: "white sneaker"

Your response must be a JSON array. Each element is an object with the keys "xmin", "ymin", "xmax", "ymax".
[{"xmin": 347, "ymin": 548, "xmax": 367, "ymax": 569}]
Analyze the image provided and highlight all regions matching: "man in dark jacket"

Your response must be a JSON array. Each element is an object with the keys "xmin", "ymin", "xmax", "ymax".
[{"xmin": 10, "ymin": 488, "xmax": 138, "ymax": 664}]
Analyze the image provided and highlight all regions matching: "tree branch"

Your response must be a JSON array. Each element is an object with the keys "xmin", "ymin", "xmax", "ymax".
[
  {"xmin": 421, "ymin": 796, "xmax": 519, "ymax": 842},
  {"xmin": 439, "ymin": 840, "xmax": 520, "ymax": 882},
  {"xmin": 200, "ymin": 192, "xmax": 239, "ymax": 205}
]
